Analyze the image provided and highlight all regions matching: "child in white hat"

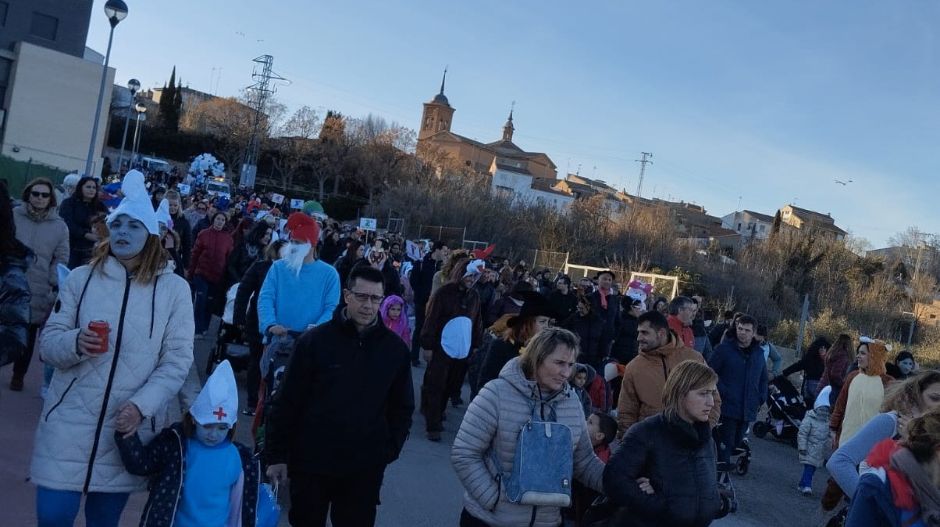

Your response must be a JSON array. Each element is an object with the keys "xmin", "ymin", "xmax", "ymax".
[{"xmin": 116, "ymin": 361, "xmax": 261, "ymax": 526}]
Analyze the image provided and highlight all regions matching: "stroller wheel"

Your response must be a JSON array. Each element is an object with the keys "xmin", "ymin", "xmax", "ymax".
[
  {"xmin": 752, "ymin": 421, "xmax": 770, "ymax": 439},
  {"xmin": 735, "ymin": 456, "xmax": 749, "ymax": 475}
]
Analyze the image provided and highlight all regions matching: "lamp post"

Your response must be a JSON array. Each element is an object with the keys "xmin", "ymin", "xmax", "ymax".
[
  {"xmin": 116, "ymin": 78, "xmax": 140, "ymax": 174},
  {"xmin": 130, "ymin": 102, "xmax": 146, "ymax": 166},
  {"xmin": 83, "ymin": 0, "xmax": 128, "ymax": 179}
]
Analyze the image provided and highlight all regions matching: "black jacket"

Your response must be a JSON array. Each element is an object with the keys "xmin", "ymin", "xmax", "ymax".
[
  {"xmin": 170, "ymin": 213, "xmax": 192, "ymax": 270},
  {"xmin": 265, "ymin": 309, "xmax": 415, "ymax": 475},
  {"xmin": 226, "ymin": 242, "xmax": 264, "ymax": 286},
  {"xmin": 548, "ymin": 290, "xmax": 578, "ymax": 323},
  {"xmin": 115, "ymin": 424, "xmax": 260, "ymax": 527},
  {"xmin": 782, "ymin": 349, "xmax": 825, "ymax": 381},
  {"xmin": 233, "ymin": 260, "xmax": 273, "ymax": 344},
  {"xmin": 475, "ymin": 337, "xmax": 523, "ymax": 393},
  {"xmin": 610, "ymin": 313, "xmax": 640, "ymax": 365},
  {"xmin": 59, "ymin": 197, "xmax": 105, "ymax": 260},
  {"xmin": 603, "ymin": 413, "xmax": 722, "ymax": 527},
  {"xmin": 318, "ymin": 237, "xmax": 344, "ymax": 265},
  {"xmin": 563, "ymin": 312, "xmax": 606, "ymax": 365},
  {"xmin": 408, "ymin": 255, "xmax": 437, "ymax": 307},
  {"xmin": 590, "ymin": 290, "xmax": 621, "ymax": 349}
]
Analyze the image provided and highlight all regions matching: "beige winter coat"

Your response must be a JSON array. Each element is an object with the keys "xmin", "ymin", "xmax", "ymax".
[
  {"xmin": 31, "ymin": 256, "xmax": 194, "ymax": 493},
  {"xmin": 452, "ymin": 357, "xmax": 604, "ymax": 527},
  {"xmin": 13, "ymin": 205, "xmax": 69, "ymax": 324}
]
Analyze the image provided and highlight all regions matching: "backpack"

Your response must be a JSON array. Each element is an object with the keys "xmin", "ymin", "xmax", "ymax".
[{"xmin": 502, "ymin": 402, "xmax": 574, "ymax": 507}]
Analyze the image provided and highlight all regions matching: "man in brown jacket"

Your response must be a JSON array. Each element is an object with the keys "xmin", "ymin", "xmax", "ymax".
[{"xmin": 616, "ymin": 311, "xmax": 720, "ymax": 437}]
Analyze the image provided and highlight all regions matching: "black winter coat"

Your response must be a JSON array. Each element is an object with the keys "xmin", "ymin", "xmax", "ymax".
[
  {"xmin": 475, "ymin": 337, "xmax": 523, "ymax": 393},
  {"xmin": 233, "ymin": 260, "xmax": 274, "ymax": 344},
  {"xmin": 408, "ymin": 255, "xmax": 437, "ymax": 307},
  {"xmin": 610, "ymin": 314, "xmax": 639, "ymax": 365},
  {"xmin": 115, "ymin": 424, "xmax": 260, "ymax": 527},
  {"xmin": 603, "ymin": 413, "xmax": 722, "ymax": 527},
  {"xmin": 226, "ymin": 242, "xmax": 264, "ymax": 286},
  {"xmin": 170, "ymin": 213, "xmax": 192, "ymax": 270},
  {"xmin": 548, "ymin": 290, "xmax": 578, "ymax": 322},
  {"xmin": 59, "ymin": 197, "xmax": 106, "ymax": 266},
  {"xmin": 590, "ymin": 290, "xmax": 621, "ymax": 351},
  {"xmin": 563, "ymin": 312, "xmax": 606, "ymax": 365},
  {"xmin": 264, "ymin": 309, "xmax": 415, "ymax": 475}
]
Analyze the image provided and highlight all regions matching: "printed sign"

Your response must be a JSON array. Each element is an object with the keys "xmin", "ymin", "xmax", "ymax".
[
  {"xmin": 290, "ymin": 198, "xmax": 304, "ymax": 210},
  {"xmin": 271, "ymin": 193, "xmax": 285, "ymax": 204},
  {"xmin": 359, "ymin": 217, "xmax": 378, "ymax": 231},
  {"xmin": 177, "ymin": 183, "xmax": 191, "ymax": 196}
]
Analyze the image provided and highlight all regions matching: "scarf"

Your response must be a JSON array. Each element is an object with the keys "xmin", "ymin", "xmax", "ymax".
[
  {"xmin": 890, "ymin": 447, "xmax": 940, "ymax": 526},
  {"xmin": 25, "ymin": 203, "xmax": 51, "ymax": 222},
  {"xmin": 599, "ymin": 287, "xmax": 610, "ymax": 309}
]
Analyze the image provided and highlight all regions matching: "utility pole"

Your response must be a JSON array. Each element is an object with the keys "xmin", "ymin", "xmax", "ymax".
[
  {"xmin": 634, "ymin": 152, "xmax": 653, "ymax": 197},
  {"xmin": 241, "ymin": 55, "xmax": 286, "ymax": 189}
]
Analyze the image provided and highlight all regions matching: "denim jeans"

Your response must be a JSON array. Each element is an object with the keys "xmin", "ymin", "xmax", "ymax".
[
  {"xmin": 799, "ymin": 464, "xmax": 816, "ymax": 488},
  {"xmin": 36, "ymin": 486, "xmax": 129, "ymax": 527}
]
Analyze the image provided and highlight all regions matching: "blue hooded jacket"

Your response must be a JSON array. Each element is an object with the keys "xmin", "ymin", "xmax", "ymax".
[{"xmin": 707, "ymin": 337, "xmax": 767, "ymax": 422}]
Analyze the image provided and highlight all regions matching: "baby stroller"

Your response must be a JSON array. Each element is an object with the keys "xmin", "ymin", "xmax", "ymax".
[
  {"xmin": 205, "ymin": 283, "xmax": 251, "ymax": 375},
  {"xmin": 752, "ymin": 376, "xmax": 806, "ymax": 445}
]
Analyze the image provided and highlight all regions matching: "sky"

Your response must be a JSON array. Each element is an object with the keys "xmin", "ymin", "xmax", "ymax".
[{"xmin": 88, "ymin": 1, "xmax": 940, "ymax": 247}]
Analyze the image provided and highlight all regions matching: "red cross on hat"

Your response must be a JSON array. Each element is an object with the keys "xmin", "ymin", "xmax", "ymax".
[{"xmin": 213, "ymin": 406, "xmax": 227, "ymax": 421}]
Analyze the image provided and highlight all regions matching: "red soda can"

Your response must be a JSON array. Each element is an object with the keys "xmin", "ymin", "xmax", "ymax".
[{"xmin": 88, "ymin": 320, "xmax": 110, "ymax": 354}]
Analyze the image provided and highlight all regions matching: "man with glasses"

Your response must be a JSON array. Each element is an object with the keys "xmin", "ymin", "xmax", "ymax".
[
  {"xmin": 667, "ymin": 296, "xmax": 697, "ymax": 349},
  {"xmin": 265, "ymin": 265, "xmax": 414, "ymax": 527},
  {"xmin": 258, "ymin": 212, "xmax": 340, "ymax": 338}
]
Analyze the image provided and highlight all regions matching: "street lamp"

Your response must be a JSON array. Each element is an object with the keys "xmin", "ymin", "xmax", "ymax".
[
  {"xmin": 82, "ymin": 0, "xmax": 128, "ymax": 179},
  {"xmin": 130, "ymin": 102, "xmax": 146, "ymax": 165},
  {"xmin": 116, "ymin": 78, "xmax": 140, "ymax": 173}
]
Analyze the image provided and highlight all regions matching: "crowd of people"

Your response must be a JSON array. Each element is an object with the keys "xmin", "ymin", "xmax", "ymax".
[{"xmin": 0, "ymin": 165, "xmax": 937, "ymax": 527}]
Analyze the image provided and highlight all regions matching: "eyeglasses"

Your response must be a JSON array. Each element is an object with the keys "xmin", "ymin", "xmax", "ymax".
[
  {"xmin": 348, "ymin": 290, "xmax": 385, "ymax": 305},
  {"xmin": 30, "ymin": 190, "xmax": 51, "ymax": 198}
]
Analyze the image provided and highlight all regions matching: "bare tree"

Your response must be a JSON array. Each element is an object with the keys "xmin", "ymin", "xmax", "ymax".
[{"xmin": 269, "ymin": 106, "xmax": 319, "ymax": 190}]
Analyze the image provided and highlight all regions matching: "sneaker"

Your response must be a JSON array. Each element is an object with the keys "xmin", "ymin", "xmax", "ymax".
[
  {"xmin": 9, "ymin": 377, "xmax": 23, "ymax": 392},
  {"xmin": 799, "ymin": 486, "xmax": 812, "ymax": 496},
  {"xmin": 427, "ymin": 431, "xmax": 442, "ymax": 442}
]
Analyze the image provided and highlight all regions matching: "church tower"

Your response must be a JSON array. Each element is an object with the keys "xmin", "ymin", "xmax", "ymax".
[
  {"xmin": 501, "ymin": 104, "xmax": 514, "ymax": 142},
  {"xmin": 418, "ymin": 69, "xmax": 456, "ymax": 141}
]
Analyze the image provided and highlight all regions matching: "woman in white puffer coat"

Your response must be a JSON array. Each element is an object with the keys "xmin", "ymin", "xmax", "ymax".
[
  {"xmin": 452, "ymin": 327, "xmax": 604, "ymax": 527},
  {"xmin": 30, "ymin": 171, "xmax": 194, "ymax": 527}
]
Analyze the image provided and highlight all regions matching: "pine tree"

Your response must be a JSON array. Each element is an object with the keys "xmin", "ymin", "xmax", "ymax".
[
  {"xmin": 158, "ymin": 67, "xmax": 181, "ymax": 131},
  {"xmin": 172, "ymin": 77, "xmax": 183, "ymax": 131}
]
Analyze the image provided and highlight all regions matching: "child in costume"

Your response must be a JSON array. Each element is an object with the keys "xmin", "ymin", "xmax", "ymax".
[{"xmin": 116, "ymin": 361, "xmax": 261, "ymax": 527}]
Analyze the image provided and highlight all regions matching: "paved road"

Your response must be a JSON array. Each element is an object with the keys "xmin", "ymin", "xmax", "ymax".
[{"xmin": 0, "ymin": 325, "xmax": 828, "ymax": 526}]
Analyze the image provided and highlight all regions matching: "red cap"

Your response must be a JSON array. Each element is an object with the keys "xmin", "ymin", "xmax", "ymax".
[{"xmin": 286, "ymin": 212, "xmax": 320, "ymax": 245}]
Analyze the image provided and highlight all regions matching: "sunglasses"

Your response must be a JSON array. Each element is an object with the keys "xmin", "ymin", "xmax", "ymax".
[{"xmin": 30, "ymin": 190, "xmax": 51, "ymax": 198}]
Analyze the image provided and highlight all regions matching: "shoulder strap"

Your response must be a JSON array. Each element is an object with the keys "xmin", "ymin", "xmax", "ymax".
[{"xmin": 72, "ymin": 269, "xmax": 95, "ymax": 328}]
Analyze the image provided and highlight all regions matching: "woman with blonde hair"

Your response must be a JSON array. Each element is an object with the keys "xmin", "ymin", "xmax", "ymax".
[
  {"xmin": 30, "ymin": 171, "xmax": 194, "ymax": 526},
  {"xmin": 603, "ymin": 360, "xmax": 730, "ymax": 526},
  {"xmin": 452, "ymin": 327, "xmax": 604, "ymax": 526}
]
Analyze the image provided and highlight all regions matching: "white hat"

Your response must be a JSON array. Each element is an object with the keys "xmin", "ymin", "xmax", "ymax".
[
  {"xmin": 441, "ymin": 316, "xmax": 472, "ymax": 359},
  {"xmin": 814, "ymin": 385, "xmax": 832, "ymax": 410},
  {"xmin": 463, "ymin": 259, "xmax": 485, "ymax": 278},
  {"xmin": 189, "ymin": 360, "xmax": 238, "ymax": 427},
  {"xmin": 155, "ymin": 198, "xmax": 172, "ymax": 230},
  {"xmin": 106, "ymin": 170, "xmax": 160, "ymax": 235}
]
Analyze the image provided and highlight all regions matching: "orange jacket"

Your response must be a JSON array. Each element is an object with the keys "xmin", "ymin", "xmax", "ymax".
[{"xmin": 615, "ymin": 334, "xmax": 720, "ymax": 437}]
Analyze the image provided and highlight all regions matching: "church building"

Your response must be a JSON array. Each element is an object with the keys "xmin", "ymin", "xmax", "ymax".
[{"xmin": 416, "ymin": 71, "xmax": 558, "ymax": 180}]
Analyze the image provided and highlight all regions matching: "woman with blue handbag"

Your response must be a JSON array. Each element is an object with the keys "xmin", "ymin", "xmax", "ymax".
[{"xmin": 452, "ymin": 327, "xmax": 605, "ymax": 526}]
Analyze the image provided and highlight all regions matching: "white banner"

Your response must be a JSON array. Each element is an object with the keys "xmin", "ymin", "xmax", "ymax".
[
  {"xmin": 359, "ymin": 217, "xmax": 377, "ymax": 231},
  {"xmin": 271, "ymin": 193, "xmax": 285, "ymax": 204},
  {"xmin": 290, "ymin": 198, "xmax": 304, "ymax": 209}
]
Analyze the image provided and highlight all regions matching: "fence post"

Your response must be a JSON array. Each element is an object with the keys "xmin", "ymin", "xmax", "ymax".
[{"xmin": 796, "ymin": 293, "xmax": 810, "ymax": 353}]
